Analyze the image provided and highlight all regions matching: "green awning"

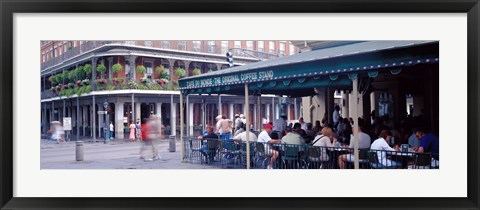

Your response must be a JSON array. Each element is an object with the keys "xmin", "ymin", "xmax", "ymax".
[{"xmin": 179, "ymin": 41, "xmax": 439, "ymax": 97}]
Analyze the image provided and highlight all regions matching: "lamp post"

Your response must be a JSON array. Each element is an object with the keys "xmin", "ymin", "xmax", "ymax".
[{"xmin": 103, "ymin": 100, "xmax": 109, "ymax": 144}]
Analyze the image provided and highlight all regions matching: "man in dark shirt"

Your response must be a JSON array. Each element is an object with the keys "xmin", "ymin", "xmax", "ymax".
[
  {"xmin": 198, "ymin": 126, "xmax": 219, "ymax": 163},
  {"xmin": 415, "ymin": 128, "xmax": 439, "ymax": 160}
]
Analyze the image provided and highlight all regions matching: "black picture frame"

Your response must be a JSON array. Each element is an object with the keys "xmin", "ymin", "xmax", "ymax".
[{"xmin": 1, "ymin": 0, "xmax": 479, "ymax": 209}]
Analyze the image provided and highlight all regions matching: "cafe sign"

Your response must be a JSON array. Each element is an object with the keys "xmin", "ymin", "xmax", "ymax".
[{"xmin": 185, "ymin": 70, "xmax": 274, "ymax": 89}]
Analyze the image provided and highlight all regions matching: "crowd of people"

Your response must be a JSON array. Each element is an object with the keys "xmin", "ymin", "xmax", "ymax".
[{"xmin": 196, "ymin": 106, "xmax": 440, "ymax": 169}]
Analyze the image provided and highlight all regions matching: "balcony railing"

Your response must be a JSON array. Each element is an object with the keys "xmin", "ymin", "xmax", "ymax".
[{"xmin": 41, "ymin": 41, "xmax": 121, "ymax": 70}]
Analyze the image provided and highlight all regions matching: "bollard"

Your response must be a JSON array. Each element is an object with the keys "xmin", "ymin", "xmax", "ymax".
[
  {"xmin": 76, "ymin": 141, "xmax": 84, "ymax": 161},
  {"xmin": 169, "ymin": 135, "xmax": 176, "ymax": 152}
]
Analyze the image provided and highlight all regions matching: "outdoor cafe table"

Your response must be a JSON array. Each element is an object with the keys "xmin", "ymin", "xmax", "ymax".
[{"xmin": 386, "ymin": 150, "xmax": 416, "ymax": 169}]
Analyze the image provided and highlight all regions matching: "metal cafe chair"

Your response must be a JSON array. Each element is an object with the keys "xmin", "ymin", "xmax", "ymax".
[
  {"xmin": 255, "ymin": 142, "xmax": 270, "ymax": 169},
  {"xmin": 413, "ymin": 153, "xmax": 433, "ymax": 169},
  {"xmin": 220, "ymin": 140, "xmax": 242, "ymax": 168},
  {"xmin": 367, "ymin": 150, "xmax": 397, "ymax": 169},
  {"xmin": 281, "ymin": 144, "xmax": 303, "ymax": 169},
  {"xmin": 240, "ymin": 141, "xmax": 256, "ymax": 168}
]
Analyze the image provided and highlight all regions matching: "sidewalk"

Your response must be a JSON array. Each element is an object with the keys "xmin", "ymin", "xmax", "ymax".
[{"xmin": 40, "ymin": 137, "xmax": 218, "ymax": 169}]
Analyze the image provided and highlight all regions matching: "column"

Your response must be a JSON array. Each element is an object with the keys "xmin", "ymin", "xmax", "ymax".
[
  {"xmin": 216, "ymin": 63, "xmax": 222, "ymax": 71},
  {"xmin": 76, "ymin": 97, "xmax": 80, "ymax": 140},
  {"xmin": 92, "ymin": 95, "xmax": 96, "ymax": 141},
  {"xmin": 135, "ymin": 102, "xmax": 141, "ymax": 122},
  {"xmin": 313, "ymin": 88, "xmax": 327, "ymax": 123},
  {"xmin": 202, "ymin": 99, "xmax": 206, "ymax": 130},
  {"xmin": 155, "ymin": 102, "xmax": 162, "ymax": 118},
  {"xmin": 188, "ymin": 103, "xmax": 194, "ymax": 136},
  {"xmin": 130, "ymin": 55, "xmax": 137, "ymax": 81},
  {"xmin": 186, "ymin": 95, "xmax": 190, "ymax": 135},
  {"xmin": 83, "ymin": 105, "xmax": 87, "ymax": 137},
  {"xmin": 266, "ymin": 103, "xmax": 270, "ymax": 122},
  {"xmin": 98, "ymin": 102, "xmax": 103, "ymax": 138},
  {"xmin": 327, "ymin": 88, "xmax": 334, "ymax": 124},
  {"xmin": 115, "ymin": 101, "xmax": 125, "ymax": 140},
  {"xmin": 92, "ymin": 58, "xmax": 97, "ymax": 90},
  {"xmin": 351, "ymin": 77, "xmax": 360, "ymax": 169},
  {"xmin": 131, "ymin": 94, "xmax": 135, "ymax": 122},
  {"xmin": 228, "ymin": 103, "xmax": 234, "ymax": 120},
  {"xmin": 51, "ymin": 101, "xmax": 54, "ymax": 121},
  {"xmin": 218, "ymin": 95, "xmax": 222, "ymax": 116},
  {"xmin": 413, "ymin": 96, "xmax": 424, "ymax": 116},
  {"xmin": 170, "ymin": 94, "xmax": 177, "ymax": 136},
  {"xmin": 108, "ymin": 57, "xmax": 113, "ymax": 80},
  {"xmin": 253, "ymin": 103, "xmax": 257, "ymax": 130},
  {"xmin": 287, "ymin": 104, "xmax": 292, "ymax": 121},
  {"xmin": 41, "ymin": 103, "xmax": 46, "ymax": 134},
  {"xmin": 294, "ymin": 98, "xmax": 298, "ymax": 120},
  {"xmin": 341, "ymin": 90, "xmax": 349, "ymax": 118}
]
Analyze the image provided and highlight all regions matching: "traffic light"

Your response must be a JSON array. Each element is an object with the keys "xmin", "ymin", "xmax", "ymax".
[{"xmin": 226, "ymin": 52, "xmax": 234, "ymax": 67}]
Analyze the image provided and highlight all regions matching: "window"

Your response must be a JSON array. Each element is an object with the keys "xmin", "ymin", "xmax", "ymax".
[
  {"xmin": 234, "ymin": 41, "xmax": 241, "ymax": 48},
  {"xmin": 234, "ymin": 41, "xmax": 242, "ymax": 56},
  {"xmin": 177, "ymin": 41, "xmax": 186, "ymax": 51},
  {"xmin": 125, "ymin": 41, "xmax": 136, "ymax": 45},
  {"xmin": 221, "ymin": 41, "xmax": 229, "ymax": 55},
  {"xmin": 279, "ymin": 42, "xmax": 285, "ymax": 56},
  {"xmin": 50, "ymin": 48, "xmax": 54, "ymax": 58},
  {"xmin": 246, "ymin": 41, "xmax": 253, "ymax": 50},
  {"xmin": 59, "ymin": 46, "xmax": 62, "ymax": 56},
  {"xmin": 193, "ymin": 41, "xmax": 201, "ymax": 52},
  {"xmin": 73, "ymin": 41, "xmax": 77, "ymax": 48},
  {"xmin": 42, "ymin": 53, "xmax": 45, "ymax": 62},
  {"xmin": 269, "ymin": 41, "xmax": 275, "ymax": 54},
  {"xmin": 162, "ymin": 41, "xmax": 170, "ymax": 49},
  {"xmin": 144, "ymin": 61, "xmax": 153, "ymax": 79},
  {"xmin": 63, "ymin": 42, "xmax": 67, "ymax": 52},
  {"xmin": 257, "ymin": 41, "xmax": 264, "ymax": 52},
  {"xmin": 144, "ymin": 41, "xmax": 153, "ymax": 47},
  {"xmin": 290, "ymin": 44, "xmax": 295, "ymax": 55},
  {"xmin": 207, "ymin": 41, "xmax": 216, "ymax": 53},
  {"xmin": 54, "ymin": 46, "xmax": 57, "ymax": 57},
  {"xmin": 80, "ymin": 41, "xmax": 83, "ymax": 45}
]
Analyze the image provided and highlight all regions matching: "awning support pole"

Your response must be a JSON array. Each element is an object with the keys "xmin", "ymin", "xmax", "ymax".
[
  {"xmin": 180, "ymin": 92, "xmax": 185, "ymax": 162},
  {"xmin": 257, "ymin": 95, "xmax": 261, "ymax": 131},
  {"xmin": 352, "ymin": 78, "xmax": 360, "ymax": 169},
  {"xmin": 245, "ymin": 83, "xmax": 250, "ymax": 169}
]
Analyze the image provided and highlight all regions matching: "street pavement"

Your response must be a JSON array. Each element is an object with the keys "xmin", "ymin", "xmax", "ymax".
[{"xmin": 41, "ymin": 138, "xmax": 217, "ymax": 169}]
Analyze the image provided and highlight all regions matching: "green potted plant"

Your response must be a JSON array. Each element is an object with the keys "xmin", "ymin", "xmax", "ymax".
[
  {"xmin": 174, "ymin": 67, "xmax": 186, "ymax": 78},
  {"xmin": 155, "ymin": 65, "xmax": 165, "ymax": 75},
  {"xmin": 75, "ymin": 66, "xmax": 85, "ymax": 80},
  {"xmin": 96, "ymin": 63, "xmax": 107, "ymax": 78},
  {"xmin": 136, "ymin": 65, "xmax": 146, "ymax": 76},
  {"xmin": 112, "ymin": 63, "xmax": 122, "ymax": 73},
  {"xmin": 83, "ymin": 64, "xmax": 92, "ymax": 76},
  {"xmin": 192, "ymin": 68, "xmax": 201, "ymax": 76}
]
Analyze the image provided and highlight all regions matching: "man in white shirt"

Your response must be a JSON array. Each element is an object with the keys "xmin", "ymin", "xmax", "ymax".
[
  {"xmin": 338, "ymin": 126, "xmax": 372, "ymax": 169},
  {"xmin": 257, "ymin": 123, "xmax": 281, "ymax": 169},
  {"xmin": 232, "ymin": 130, "xmax": 257, "ymax": 142}
]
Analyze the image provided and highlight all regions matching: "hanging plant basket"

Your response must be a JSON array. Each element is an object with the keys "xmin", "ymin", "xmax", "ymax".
[
  {"xmin": 112, "ymin": 63, "xmax": 123, "ymax": 73},
  {"xmin": 136, "ymin": 65, "xmax": 146, "ymax": 75},
  {"xmin": 174, "ymin": 67, "xmax": 185, "ymax": 78}
]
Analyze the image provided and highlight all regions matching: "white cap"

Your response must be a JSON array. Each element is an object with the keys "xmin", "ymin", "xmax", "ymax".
[
  {"xmin": 239, "ymin": 114, "xmax": 245, "ymax": 118},
  {"xmin": 216, "ymin": 115, "xmax": 223, "ymax": 120}
]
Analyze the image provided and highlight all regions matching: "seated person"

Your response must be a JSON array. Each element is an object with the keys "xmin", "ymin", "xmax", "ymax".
[
  {"xmin": 415, "ymin": 127, "xmax": 439, "ymax": 167},
  {"xmin": 281, "ymin": 126, "xmax": 305, "ymax": 146},
  {"xmin": 257, "ymin": 123, "xmax": 281, "ymax": 169},
  {"xmin": 370, "ymin": 130, "xmax": 401, "ymax": 168},
  {"xmin": 232, "ymin": 126, "xmax": 258, "ymax": 142},
  {"xmin": 338, "ymin": 125, "xmax": 371, "ymax": 169},
  {"xmin": 197, "ymin": 126, "xmax": 219, "ymax": 162},
  {"xmin": 311, "ymin": 127, "xmax": 337, "ymax": 162}
]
